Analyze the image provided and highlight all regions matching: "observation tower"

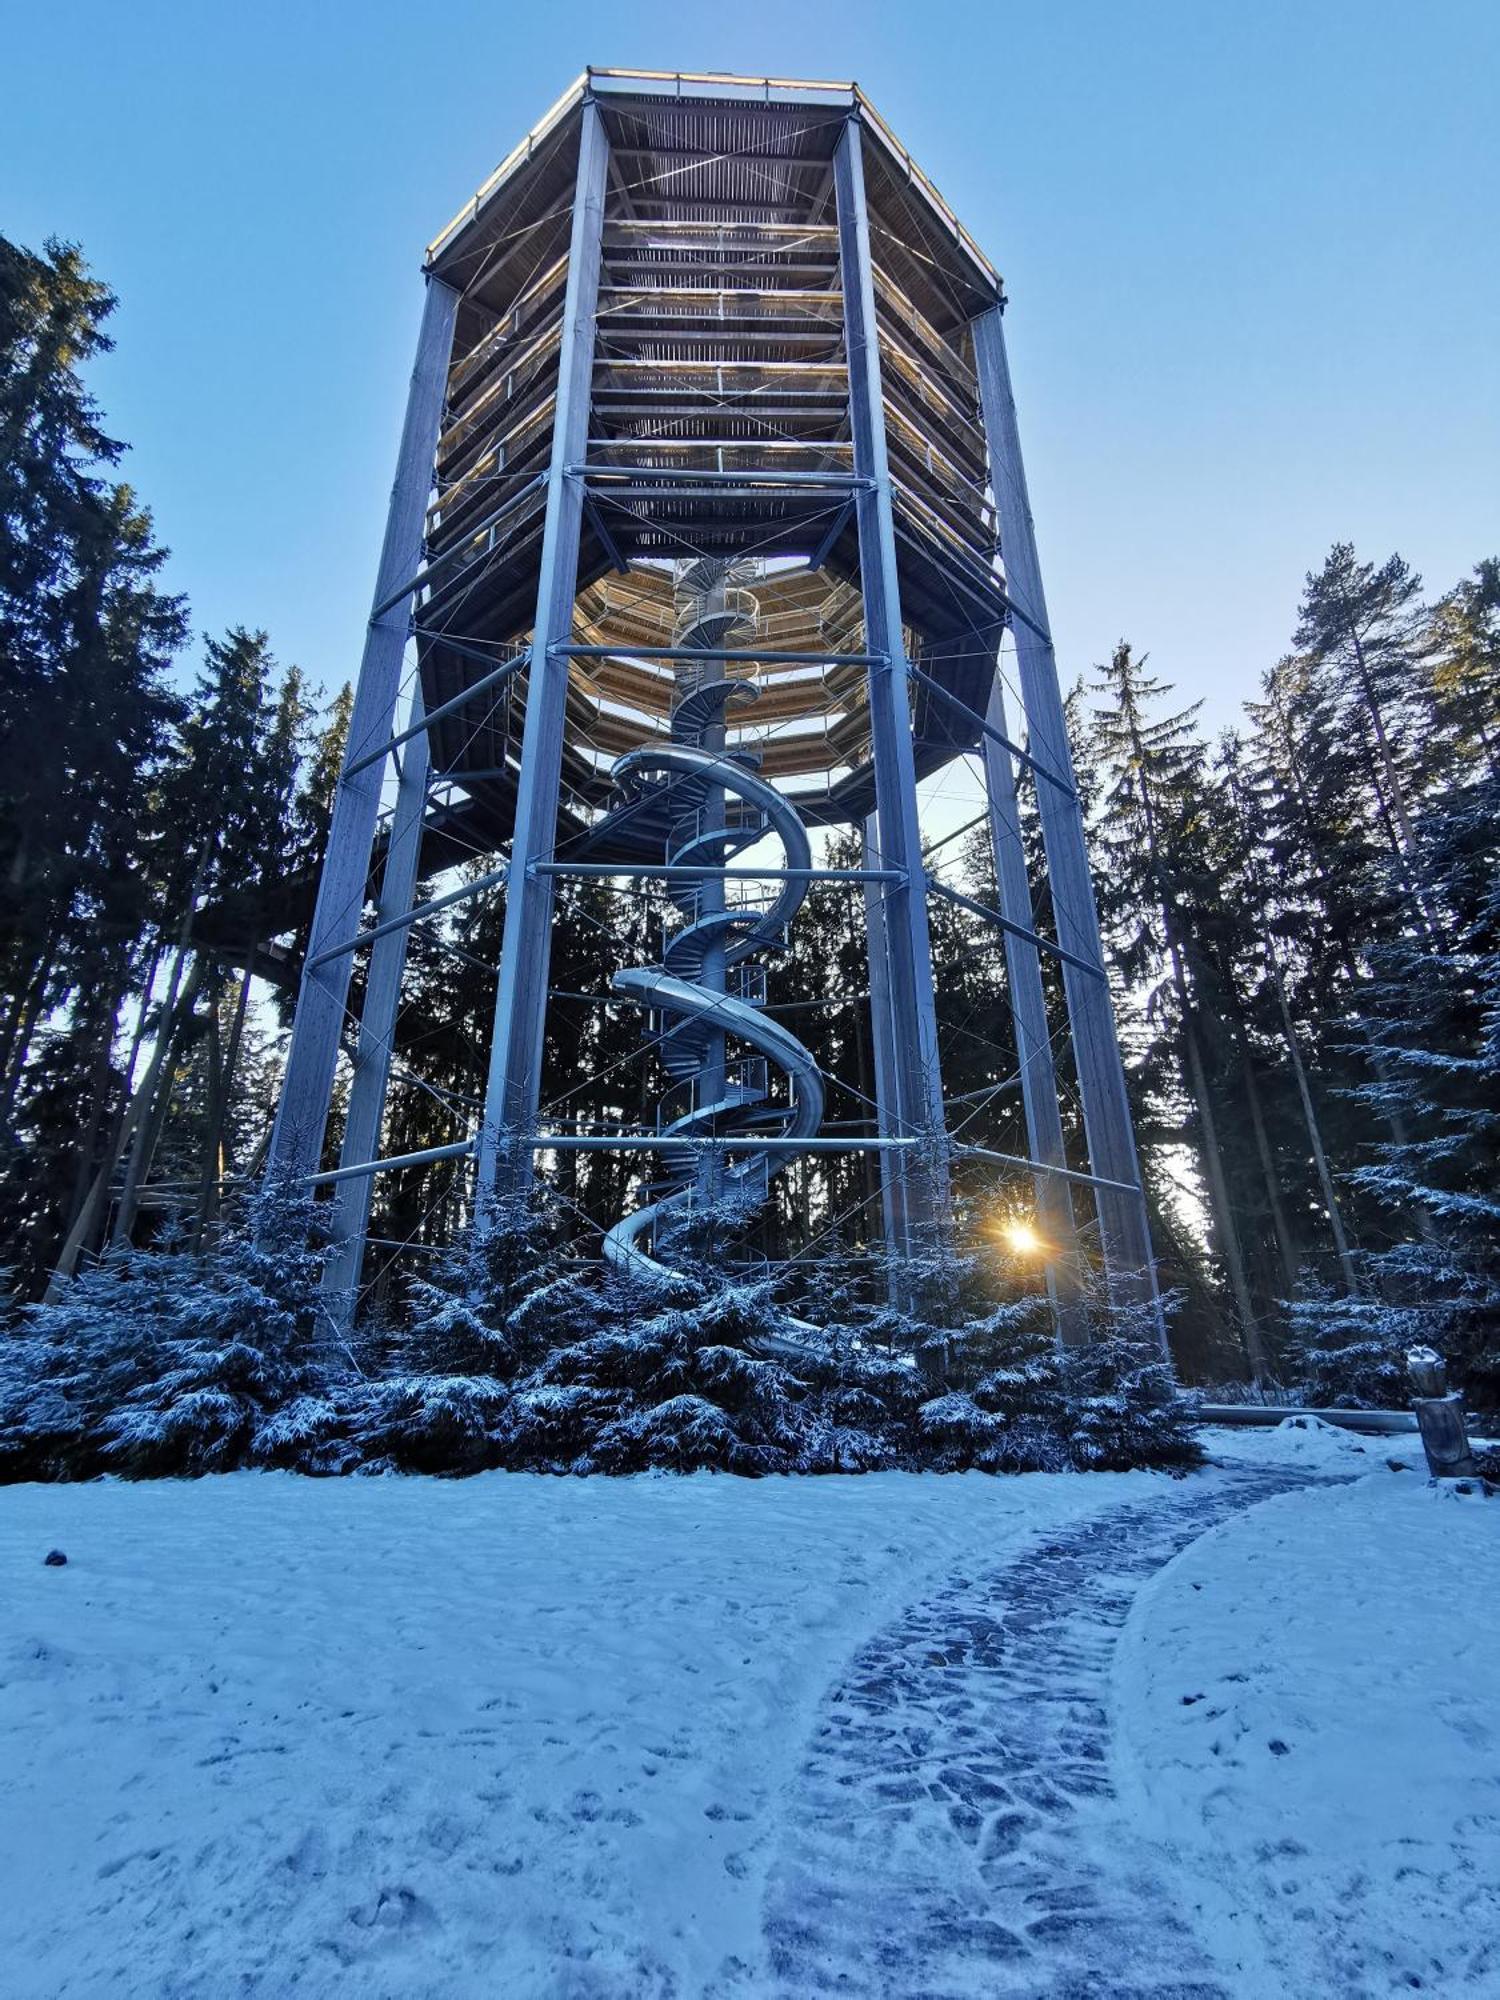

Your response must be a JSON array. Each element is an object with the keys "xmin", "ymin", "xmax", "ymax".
[{"xmin": 266, "ymin": 68, "xmax": 1159, "ymax": 1338}]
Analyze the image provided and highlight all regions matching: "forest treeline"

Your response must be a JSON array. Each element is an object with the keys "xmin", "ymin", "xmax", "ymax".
[
  {"xmin": 2, "ymin": 231, "xmax": 1496, "ymax": 1401},
  {"xmin": 0, "ymin": 236, "xmax": 350, "ymax": 1289}
]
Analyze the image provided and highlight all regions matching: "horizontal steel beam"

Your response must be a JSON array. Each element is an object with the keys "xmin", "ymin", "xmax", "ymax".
[
  {"xmin": 578, "ymin": 485, "xmax": 858, "ymax": 507},
  {"xmin": 926, "ymin": 876, "xmax": 1107, "ymax": 983},
  {"xmin": 313, "ymin": 1135, "xmax": 1141, "ymax": 1194},
  {"xmin": 343, "ymin": 645, "xmax": 531, "ymax": 779},
  {"xmin": 955, "ymin": 1142, "xmax": 1141, "ymax": 1199},
  {"xmin": 546, "ymin": 990, "xmax": 871, "ymax": 1012},
  {"xmin": 537, "ymin": 1135, "xmax": 918, "ymax": 1152},
  {"xmin": 556, "ymin": 644, "xmax": 881, "ymax": 665},
  {"xmin": 905, "ymin": 660, "xmax": 1077, "ymax": 799},
  {"xmin": 309, "ymin": 1132, "xmax": 918, "ymax": 1189},
  {"xmin": 571, "ymin": 463, "xmax": 866, "ymax": 489},
  {"xmin": 600, "ymin": 215, "xmax": 841, "ymax": 233},
  {"xmin": 307, "ymin": 864, "xmax": 508, "ymax": 971},
  {"xmin": 532, "ymin": 863, "xmax": 903, "ymax": 884}
]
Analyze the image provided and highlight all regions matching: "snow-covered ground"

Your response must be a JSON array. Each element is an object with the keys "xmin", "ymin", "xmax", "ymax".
[
  {"xmin": 1116, "ymin": 1442, "xmax": 1500, "ymax": 1996},
  {"xmin": 1, "ymin": 1468, "xmax": 1152, "ymax": 1997},
  {"xmin": 3, "ymin": 1435, "xmax": 1496, "ymax": 1997}
]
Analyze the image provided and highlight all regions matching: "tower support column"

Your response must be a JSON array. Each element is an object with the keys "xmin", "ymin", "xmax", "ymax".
[
  {"xmin": 971, "ymin": 304, "xmax": 1161, "ymax": 1332},
  {"xmin": 834, "ymin": 115, "xmax": 949, "ymax": 1261},
  {"xmin": 981, "ymin": 677, "xmax": 1087, "ymax": 1343},
  {"xmin": 322, "ymin": 689, "xmax": 431, "ymax": 1316},
  {"xmin": 860, "ymin": 811, "xmax": 904, "ymax": 1256},
  {"xmin": 268, "ymin": 275, "xmax": 459, "ymax": 1183},
  {"xmin": 476, "ymin": 99, "xmax": 609, "ymax": 1201}
]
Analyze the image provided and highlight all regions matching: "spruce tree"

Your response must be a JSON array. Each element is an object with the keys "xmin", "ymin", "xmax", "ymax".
[
  {"xmin": 1088, "ymin": 643, "xmax": 1270, "ymax": 1376},
  {"xmin": 1295, "ymin": 544, "xmax": 1436, "ymax": 933}
]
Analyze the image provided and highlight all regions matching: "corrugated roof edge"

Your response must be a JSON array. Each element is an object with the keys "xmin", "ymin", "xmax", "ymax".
[{"xmin": 425, "ymin": 68, "xmax": 1003, "ymax": 305}]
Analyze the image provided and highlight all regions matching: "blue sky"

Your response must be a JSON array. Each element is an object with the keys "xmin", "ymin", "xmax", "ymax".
[{"xmin": 5, "ymin": 0, "xmax": 1496, "ymax": 732}]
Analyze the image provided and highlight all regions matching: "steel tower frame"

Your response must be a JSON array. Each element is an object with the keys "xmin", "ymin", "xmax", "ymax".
[{"xmin": 266, "ymin": 70, "xmax": 1160, "ymax": 1342}]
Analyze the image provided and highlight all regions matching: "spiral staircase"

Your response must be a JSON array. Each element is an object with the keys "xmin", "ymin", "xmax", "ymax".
[{"xmin": 598, "ymin": 561, "xmax": 825, "ymax": 1289}]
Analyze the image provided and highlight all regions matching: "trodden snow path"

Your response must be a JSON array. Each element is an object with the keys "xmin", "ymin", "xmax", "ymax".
[{"xmin": 763, "ymin": 1466, "xmax": 1324, "ymax": 1999}]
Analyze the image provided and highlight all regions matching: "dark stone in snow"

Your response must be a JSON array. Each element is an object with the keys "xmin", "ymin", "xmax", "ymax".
[
  {"xmin": 43, "ymin": 1549, "xmax": 67, "ymax": 1567},
  {"xmin": 1268, "ymin": 1738, "xmax": 1291, "ymax": 1756}
]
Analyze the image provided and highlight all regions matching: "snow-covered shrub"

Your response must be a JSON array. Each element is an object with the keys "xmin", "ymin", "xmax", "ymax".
[
  {"xmin": 1282, "ymin": 1280, "xmax": 1413, "ymax": 1408},
  {"xmin": 493, "ymin": 1383, "xmax": 613, "ymax": 1465},
  {"xmin": 590, "ymin": 1395, "xmax": 764, "ymax": 1475},
  {"xmin": 909, "ymin": 1300, "xmax": 1200, "ymax": 1476},
  {"xmin": 250, "ymin": 1392, "xmax": 366, "ymax": 1476},
  {"xmin": 0, "ymin": 1170, "xmax": 1203, "ymax": 1481},
  {"xmin": 914, "ymin": 1391, "xmax": 1009, "ymax": 1470},
  {"xmin": 500, "ymin": 1279, "xmax": 808, "ymax": 1474},
  {"xmin": 355, "ymin": 1374, "xmax": 514, "ymax": 1476},
  {"xmin": 402, "ymin": 1187, "xmax": 592, "ymax": 1378},
  {"xmin": 1061, "ymin": 1336, "xmax": 1203, "ymax": 1472},
  {"xmin": 0, "ymin": 1176, "xmax": 333, "ymax": 1481}
]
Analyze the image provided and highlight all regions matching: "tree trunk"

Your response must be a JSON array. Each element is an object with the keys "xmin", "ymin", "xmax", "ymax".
[
  {"xmin": 112, "ymin": 1002, "xmax": 195, "ymax": 1249},
  {"xmin": 216, "ymin": 951, "xmax": 257, "ymax": 1169},
  {"xmin": 45, "ymin": 960, "xmax": 206, "ymax": 1294},
  {"xmin": 56, "ymin": 972, "xmax": 131, "ymax": 1249},
  {"xmin": 0, "ymin": 931, "xmax": 61, "ymax": 1121},
  {"xmin": 1122, "ymin": 727, "xmax": 1268, "ymax": 1379},
  {"xmin": 1238, "ymin": 1043, "xmax": 1299, "ymax": 1292},
  {"xmin": 192, "ymin": 986, "xmax": 227, "ymax": 1248},
  {"xmin": 1176, "ymin": 984, "xmax": 1272, "ymax": 1379},
  {"xmin": 1268, "ymin": 950, "xmax": 1361, "ymax": 1295},
  {"xmin": 1343, "ymin": 610, "xmax": 1446, "ymax": 946},
  {"xmin": 1274, "ymin": 721, "xmax": 1423, "ymax": 1156},
  {"xmin": 109, "ymin": 863, "xmax": 208, "ymax": 1247}
]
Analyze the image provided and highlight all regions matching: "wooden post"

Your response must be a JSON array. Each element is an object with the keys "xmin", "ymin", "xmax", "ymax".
[
  {"xmin": 1412, "ymin": 1398, "xmax": 1478, "ymax": 1479},
  {"xmin": 1407, "ymin": 1348, "xmax": 1478, "ymax": 1477}
]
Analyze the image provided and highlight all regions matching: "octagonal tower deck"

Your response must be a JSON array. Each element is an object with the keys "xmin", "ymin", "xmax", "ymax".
[{"xmin": 413, "ymin": 69, "xmax": 1008, "ymax": 858}]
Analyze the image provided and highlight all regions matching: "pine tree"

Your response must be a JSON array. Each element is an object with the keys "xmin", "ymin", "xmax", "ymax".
[
  {"xmin": 294, "ymin": 681, "xmax": 352, "ymax": 869},
  {"xmin": 0, "ymin": 1175, "xmax": 333, "ymax": 1479},
  {"xmin": 1295, "ymin": 544, "xmax": 1437, "ymax": 934},
  {"xmin": 1333, "ymin": 778, "xmax": 1500, "ymax": 1398},
  {"xmin": 1088, "ymin": 643, "xmax": 1271, "ymax": 1377},
  {"xmin": 1213, "ymin": 731, "xmax": 1360, "ymax": 1297},
  {"xmin": 1427, "ymin": 560, "xmax": 1500, "ymax": 782}
]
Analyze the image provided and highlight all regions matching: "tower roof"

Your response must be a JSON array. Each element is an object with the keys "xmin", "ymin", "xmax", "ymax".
[{"xmin": 426, "ymin": 69, "xmax": 1002, "ymax": 335}]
